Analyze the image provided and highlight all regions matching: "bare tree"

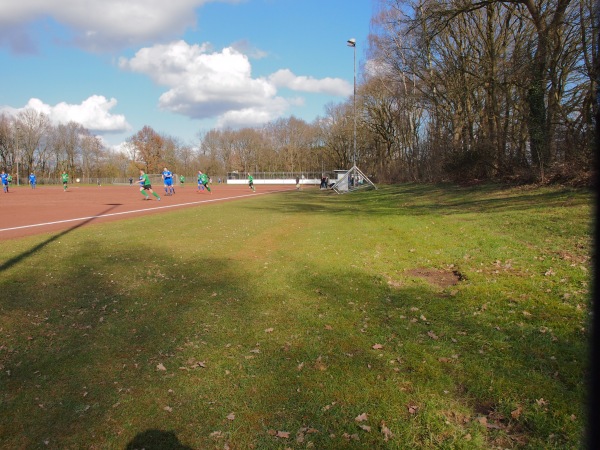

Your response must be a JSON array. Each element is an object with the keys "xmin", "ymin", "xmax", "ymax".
[
  {"xmin": 16, "ymin": 109, "xmax": 50, "ymax": 178},
  {"xmin": 80, "ymin": 134, "xmax": 105, "ymax": 182},
  {"xmin": 129, "ymin": 126, "xmax": 165, "ymax": 172},
  {"xmin": 320, "ymin": 102, "xmax": 354, "ymax": 170},
  {"xmin": 366, "ymin": 0, "xmax": 593, "ymax": 182},
  {"xmin": 0, "ymin": 114, "xmax": 13, "ymax": 171}
]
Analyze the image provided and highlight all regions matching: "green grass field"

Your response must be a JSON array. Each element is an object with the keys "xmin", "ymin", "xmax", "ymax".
[{"xmin": 0, "ymin": 184, "xmax": 592, "ymax": 449}]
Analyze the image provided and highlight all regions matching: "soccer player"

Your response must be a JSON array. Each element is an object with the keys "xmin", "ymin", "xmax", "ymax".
[
  {"xmin": 61, "ymin": 171, "xmax": 69, "ymax": 191},
  {"xmin": 197, "ymin": 171, "xmax": 211, "ymax": 194},
  {"xmin": 139, "ymin": 169, "xmax": 161, "ymax": 201},
  {"xmin": 180, "ymin": 174, "xmax": 185, "ymax": 187},
  {"xmin": 248, "ymin": 173, "xmax": 255, "ymax": 192},
  {"xmin": 29, "ymin": 172, "xmax": 37, "ymax": 189},
  {"xmin": 162, "ymin": 167, "xmax": 175, "ymax": 196},
  {"xmin": 1, "ymin": 170, "xmax": 8, "ymax": 193}
]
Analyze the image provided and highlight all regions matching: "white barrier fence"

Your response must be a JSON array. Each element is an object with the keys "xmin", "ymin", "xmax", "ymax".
[{"xmin": 226, "ymin": 178, "xmax": 321, "ymax": 185}]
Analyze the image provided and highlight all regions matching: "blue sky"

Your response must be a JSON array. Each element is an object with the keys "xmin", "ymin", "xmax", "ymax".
[{"xmin": 0, "ymin": 0, "xmax": 373, "ymax": 149}]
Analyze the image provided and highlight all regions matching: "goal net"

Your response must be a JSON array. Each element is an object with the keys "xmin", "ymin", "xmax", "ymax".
[{"xmin": 332, "ymin": 165, "xmax": 376, "ymax": 194}]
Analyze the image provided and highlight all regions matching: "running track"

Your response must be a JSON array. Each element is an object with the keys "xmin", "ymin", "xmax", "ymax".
[{"xmin": 0, "ymin": 184, "xmax": 294, "ymax": 241}]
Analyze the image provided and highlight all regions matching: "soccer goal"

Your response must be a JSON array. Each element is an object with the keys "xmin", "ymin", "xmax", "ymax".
[{"xmin": 332, "ymin": 165, "xmax": 376, "ymax": 194}]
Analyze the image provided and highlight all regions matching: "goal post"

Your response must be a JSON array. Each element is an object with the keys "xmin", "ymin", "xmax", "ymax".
[{"xmin": 332, "ymin": 165, "xmax": 376, "ymax": 194}]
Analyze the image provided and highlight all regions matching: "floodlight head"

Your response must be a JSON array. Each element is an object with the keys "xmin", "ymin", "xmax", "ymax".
[{"xmin": 347, "ymin": 38, "xmax": 356, "ymax": 47}]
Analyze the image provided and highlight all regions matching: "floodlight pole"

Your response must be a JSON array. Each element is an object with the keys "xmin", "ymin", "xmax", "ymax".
[
  {"xmin": 347, "ymin": 38, "xmax": 357, "ymax": 168},
  {"xmin": 16, "ymin": 126, "xmax": 20, "ymax": 186}
]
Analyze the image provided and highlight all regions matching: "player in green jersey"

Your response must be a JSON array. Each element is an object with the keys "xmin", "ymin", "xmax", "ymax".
[
  {"xmin": 139, "ymin": 169, "xmax": 161, "ymax": 201},
  {"xmin": 61, "ymin": 171, "xmax": 69, "ymax": 191},
  {"xmin": 197, "ymin": 171, "xmax": 212, "ymax": 193},
  {"xmin": 248, "ymin": 174, "xmax": 255, "ymax": 192}
]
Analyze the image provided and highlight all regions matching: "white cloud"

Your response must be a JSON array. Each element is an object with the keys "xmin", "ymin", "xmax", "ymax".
[
  {"xmin": 119, "ymin": 40, "xmax": 350, "ymax": 128},
  {"xmin": 269, "ymin": 69, "xmax": 352, "ymax": 96},
  {"xmin": 0, "ymin": 0, "xmax": 238, "ymax": 52},
  {"xmin": 1, "ymin": 96, "xmax": 131, "ymax": 133}
]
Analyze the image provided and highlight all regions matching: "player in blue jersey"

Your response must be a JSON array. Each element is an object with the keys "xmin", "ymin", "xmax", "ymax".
[
  {"xmin": 29, "ymin": 172, "xmax": 37, "ymax": 189},
  {"xmin": 162, "ymin": 167, "xmax": 175, "ymax": 196},
  {"xmin": 162, "ymin": 167, "xmax": 175, "ymax": 195},
  {"xmin": 1, "ymin": 170, "xmax": 9, "ymax": 193}
]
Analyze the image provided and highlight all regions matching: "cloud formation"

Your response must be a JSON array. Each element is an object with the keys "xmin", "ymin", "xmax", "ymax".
[
  {"xmin": 0, "ymin": 2, "xmax": 354, "ymax": 132},
  {"xmin": 1, "ymin": 96, "xmax": 131, "ymax": 133},
  {"xmin": 119, "ymin": 40, "xmax": 351, "ymax": 128},
  {"xmin": 0, "ymin": 0, "xmax": 226, "ymax": 52},
  {"xmin": 269, "ymin": 69, "xmax": 352, "ymax": 96}
]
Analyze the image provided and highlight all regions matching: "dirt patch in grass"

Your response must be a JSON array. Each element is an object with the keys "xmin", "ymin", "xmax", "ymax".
[{"xmin": 406, "ymin": 268, "xmax": 464, "ymax": 289}]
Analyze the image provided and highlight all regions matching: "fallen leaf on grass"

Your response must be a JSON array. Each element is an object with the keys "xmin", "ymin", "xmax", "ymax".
[
  {"xmin": 264, "ymin": 328, "xmax": 274, "ymax": 333},
  {"xmin": 342, "ymin": 432, "xmax": 360, "ymax": 441},
  {"xmin": 322, "ymin": 401, "xmax": 337, "ymax": 411},
  {"xmin": 355, "ymin": 413, "xmax": 368, "ymax": 422},
  {"xmin": 427, "ymin": 331, "xmax": 439, "ymax": 340},
  {"xmin": 226, "ymin": 412, "xmax": 235, "ymax": 420},
  {"xmin": 407, "ymin": 405, "xmax": 418, "ymax": 414},
  {"xmin": 185, "ymin": 358, "xmax": 206, "ymax": 369},
  {"xmin": 156, "ymin": 363, "xmax": 167, "ymax": 371},
  {"xmin": 267, "ymin": 429, "xmax": 290, "ymax": 439},
  {"xmin": 372, "ymin": 344, "xmax": 384, "ymax": 350},
  {"xmin": 314, "ymin": 357, "xmax": 327, "ymax": 371},
  {"xmin": 163, "ymin": 406, "xmax": 173, "ymax": 412},
  {"xmin": 511, "ymin": 406, "xmax": 523, "ymax": 419},
  {"xmin": 380, "ymin": 421, "xmax": 393, "ymax": 441},
  {"xmin": 359, "ymin": 425, "xmax": 371, "ymax": 432}
]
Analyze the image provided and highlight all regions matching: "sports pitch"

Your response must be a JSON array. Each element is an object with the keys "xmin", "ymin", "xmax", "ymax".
[{"xmin": 0, "ymin": 184, "xmax": 295, "ymax": 240}]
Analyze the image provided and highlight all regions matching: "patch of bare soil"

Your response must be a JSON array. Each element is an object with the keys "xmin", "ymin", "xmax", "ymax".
[{"xmin": 406, "ymin": 268, "xmax": 465, "ymax": 289}]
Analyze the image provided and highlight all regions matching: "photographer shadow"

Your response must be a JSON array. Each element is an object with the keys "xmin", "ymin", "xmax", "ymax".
[{"xmin": 125, "ymin": 429, "xmax": 193, "ymax": 450}]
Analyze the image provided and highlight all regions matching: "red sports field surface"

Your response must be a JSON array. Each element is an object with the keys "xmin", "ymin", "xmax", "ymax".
[{"xmin": 0, "ymin": 184, "xmax": 294, "ymax": 241}]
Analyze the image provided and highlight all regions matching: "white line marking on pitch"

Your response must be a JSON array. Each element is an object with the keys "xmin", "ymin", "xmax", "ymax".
[{"xmin": 0, "ymin": 190, "xmax": 287, "ymax": 233}]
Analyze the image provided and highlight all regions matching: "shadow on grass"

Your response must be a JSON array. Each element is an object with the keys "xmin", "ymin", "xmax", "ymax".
[
  {"xmin": 250, "ymin": 184, "xmax": 591, "ymax": 218},
  {"xmin": 126, "ymin": 429, "xmax": 193, "ymax": 449},
  {"xmin": 0, "ymin": 204, "xmax": 119, "ymax": 274},
  {"xmin": 0, "ymin": 241, "xmax": 245, "ymax": 447}
]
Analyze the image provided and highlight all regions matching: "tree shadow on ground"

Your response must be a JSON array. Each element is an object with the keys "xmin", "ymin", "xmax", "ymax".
[
  {"xmin": 250, "ymin": 184, "xmax": 590, "ymax": 218},
  {"xmin": 0, "ymin": 205, "xmax": 119, "ymax": 274}
]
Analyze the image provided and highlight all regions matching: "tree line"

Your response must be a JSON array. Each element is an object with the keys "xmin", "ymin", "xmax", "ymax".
[{"xmin": 0, "ymin": 0, "xmax": 595, "ymax": 185}]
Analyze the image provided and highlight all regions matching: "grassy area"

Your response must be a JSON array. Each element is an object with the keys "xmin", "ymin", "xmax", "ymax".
[{"xmin": 0, "ymin": 184, "xmax": 592, "ymax": 449}]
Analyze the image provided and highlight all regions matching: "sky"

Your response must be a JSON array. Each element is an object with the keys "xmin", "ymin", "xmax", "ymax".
[{"xmin": 0, "ymin": 0, "xmax": 374, "ymax": 150}]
